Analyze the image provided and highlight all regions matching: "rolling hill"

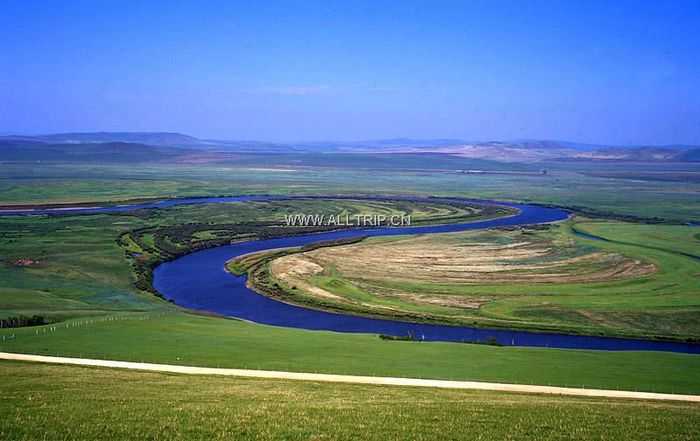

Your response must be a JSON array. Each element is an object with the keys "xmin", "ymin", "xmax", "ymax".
[
  {"xmin": 1, "ymin": 132, "xmax": 698, "ymax": 163},
  {"xmin": 0, "ymin": 140, "xmax": 187, "ymax": 163}
]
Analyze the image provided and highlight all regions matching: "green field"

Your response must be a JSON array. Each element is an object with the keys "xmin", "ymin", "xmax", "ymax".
[
  {"xmin": 2, "ymin": 161, "xmax": 700, "ymax": 222},
  {"xmin": 2, "ymin": 361, "xmax": 698, "ymax": 441},
  {"xmin": 2, "ymin": 313, "xmax": 700, "ymax": 394},
  {"xmin": 255, "ymin": 219, "xmax": 700, "ymax": 340}
]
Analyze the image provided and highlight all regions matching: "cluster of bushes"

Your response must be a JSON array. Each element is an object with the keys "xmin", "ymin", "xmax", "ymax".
[
  {"xmin": 378, "ymin": 334, "xmax": 503, "ymax": 346},
  {"xmin": 133, "ymin": 260, "xmax": 159, "ymax": 296},
  {"xmin": 0, "ymin": 315, "xmax": 47, "ymax": 328},
  {"xmin": 379, "ymin": 333, "xmax": 420, "ymax": 341}
]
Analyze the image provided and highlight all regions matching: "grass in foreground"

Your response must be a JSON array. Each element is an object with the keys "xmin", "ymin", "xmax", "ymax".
[
  {"xmin": 2, "ymin": 313, "xmax": 700, "ymax": 394},
  {"xmin": 1, "ymin": 361, "xmax": 698, "ymax": 441}
]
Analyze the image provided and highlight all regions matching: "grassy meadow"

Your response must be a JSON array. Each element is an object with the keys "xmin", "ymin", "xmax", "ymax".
[
  {"xmin": 2, "ymin": 312, "xmax": 700, "ymax": 394},
  {"xmin": 1, "ymin": 161, "xmax": 700, "ymax": 222},
  {"xmin": 2, "ymin": 360, "xmax": 699, "ymax": 441}
]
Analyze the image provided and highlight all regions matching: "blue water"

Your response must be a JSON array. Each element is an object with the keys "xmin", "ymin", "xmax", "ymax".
[{"xmin": 146, "ymin": 197, "xmax": 700, "ymax": 354}]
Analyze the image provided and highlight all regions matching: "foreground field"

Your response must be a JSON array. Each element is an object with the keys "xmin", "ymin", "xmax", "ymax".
[
  {"xmin": 1, "ymin": 361, "xmax": 698, "ymax": 441},
  {"xmin": 260, "ymin": 220, "xmax": 700, "ymax": 340},
  {"xmin": 2, "ymin": 313, "xmax": 700, "ymax": 394}
]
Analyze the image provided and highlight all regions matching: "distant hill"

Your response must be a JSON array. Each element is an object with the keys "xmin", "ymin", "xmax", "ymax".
[
  {"xmin": 677, "ymin": 148, "xmax": 700, "ymax": 162},
  {"xmin": 343, "ymin": 140, "xmax": 700, "ymax": 162},
  {"xmin": 0, "ymin": 140, "xmax": 187, "ymax": 162},
  {"xmin": 1, "ymin": 132, "xmax": 202, "ymax": 146},
  {"xmin": 1, "ymin": 132, "xmax": 698, "ymax": 163},
  {"xmin": 201, "ymin": 138, "xmax": 476, "ymax": 153},
  {"xmin": 565, "ymin": 146, "xmax": 700, "ymax": 162},
  {"xmin": 349, "ymin": 138, "xmax": 470, "ymax": 148}
]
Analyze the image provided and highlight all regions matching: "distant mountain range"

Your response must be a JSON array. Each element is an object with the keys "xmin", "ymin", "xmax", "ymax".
[
  {"xmin": 1, "ymin": 132, "xmax": 698, "ymax": 163},
  {"xmin": 1, "ymin": 132, "xmax": 201, "ymax": 146},
  {"xmin": 0, "ymin": 139, "xmax": 184, "ymax": 163}
]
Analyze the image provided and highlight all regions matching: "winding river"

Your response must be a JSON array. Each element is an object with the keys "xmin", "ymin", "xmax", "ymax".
[{"xmin": 4, "ymin": 195, "xmax": 699, "ymax": 353}]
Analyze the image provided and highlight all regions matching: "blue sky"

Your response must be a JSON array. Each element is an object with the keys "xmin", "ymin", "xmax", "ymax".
[{"xmin": 1, "ymin": 0, "xmax": 699, "ymax": 144}]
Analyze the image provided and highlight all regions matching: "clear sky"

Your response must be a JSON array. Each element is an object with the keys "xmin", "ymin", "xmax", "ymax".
[{"xmin": 2, "ymin": 0, "xmax": 699, "ymax": 145}]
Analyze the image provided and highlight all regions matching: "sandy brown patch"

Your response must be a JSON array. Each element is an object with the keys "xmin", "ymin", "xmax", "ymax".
[
  {"xmin": 270, "ymin": 255, "xmax": 344, "ymax": 301},
  {"xmin": 266, "ymin": 229, "xmax": 657, "ymax": 314},
  {"xmin": 301, "ymin": 233, "xmax": 656, "ymax": 284},
  {"xmin": 389, "ymin": 292, "xmax": 488, "ymax": 309}
]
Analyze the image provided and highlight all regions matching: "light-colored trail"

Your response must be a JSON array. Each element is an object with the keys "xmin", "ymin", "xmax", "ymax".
[{"xmin": 2, "ymin": 351, "xmax": 698, "ymax": 403}]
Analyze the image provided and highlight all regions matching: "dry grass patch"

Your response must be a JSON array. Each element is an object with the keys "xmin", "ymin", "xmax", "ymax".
[{"xmin": 295, "ymin": 231, "xmax": 655, "ymax": 285}]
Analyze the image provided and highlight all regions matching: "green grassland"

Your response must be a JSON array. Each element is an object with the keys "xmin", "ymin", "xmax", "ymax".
[
  {"xmin": 2, "ymin": 361, "xmax": 699, "ymax": 441},
  {"xmin": 2, "ymin": 313, "xmax": 700, "ymax": 394},
  {"xmin": 1, "ymin": 161, "xmax": 699, "ymax": 222},
  {"xmin": 255, "ymin": 219, "xmax": 700, "ymax": 340}
]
